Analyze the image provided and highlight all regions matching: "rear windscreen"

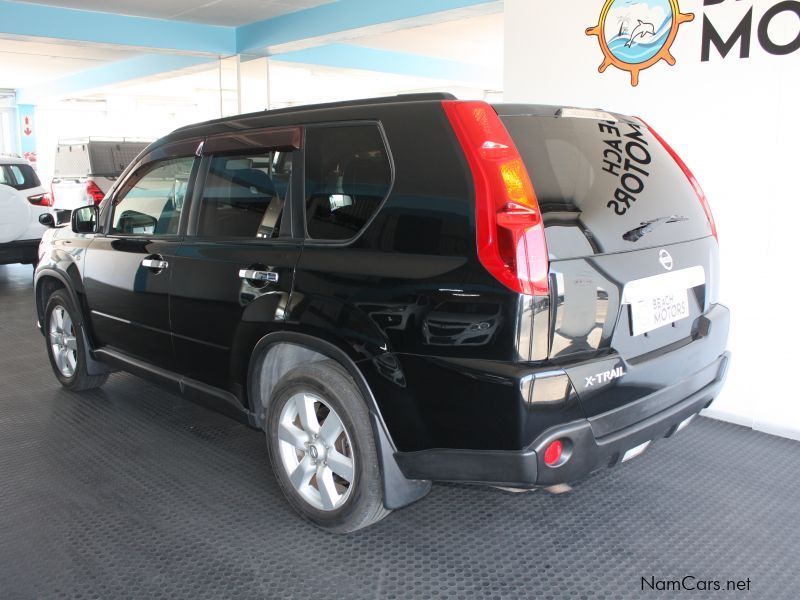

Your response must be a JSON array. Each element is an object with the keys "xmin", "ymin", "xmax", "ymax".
[
  {"xmin": 0, "ymin": 163, "xmax": 41, "ymax": 191},
  {"xmin": 499, "ymin": 114, "xmax": 713, "ymax": 259}
]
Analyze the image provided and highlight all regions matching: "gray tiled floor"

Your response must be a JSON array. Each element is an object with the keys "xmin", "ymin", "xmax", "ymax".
[{"xmin": 0, "ymin": 263, "xmax": 797, "ymax": 599}]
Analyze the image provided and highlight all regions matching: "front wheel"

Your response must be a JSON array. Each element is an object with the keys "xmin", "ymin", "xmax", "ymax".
[
  {"xmin": 44, "ymin": 290, "xmax": 107, "ymax": 391},
  {"xmin": 266, "ymin": 360, "xmax": 389, "ymax": 533}
]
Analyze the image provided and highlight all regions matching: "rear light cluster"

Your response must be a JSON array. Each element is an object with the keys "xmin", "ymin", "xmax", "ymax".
[
  {"xmin": 639, "ymin": 118, "xmax": 718, "ymax": 242},
  {"xmin": 85, "ymin": 181, "xmax": 105, "ymax": 205},
  {"xmin": 27, "ymin": 193, "xmax": 53, "ymax": 207},
  {"xmin": 443, "ymin": 101, "xmax": 549, "ymax": 296}
]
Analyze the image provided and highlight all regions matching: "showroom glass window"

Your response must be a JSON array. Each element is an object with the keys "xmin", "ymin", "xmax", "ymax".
[
  {"xmin": 110, "ymin": 157, "xmax": 195, "ymax": 236},
  {"xmin": 304, "ymin": 124, "xmax": 391, "ymax": 241},
  {"xmin": 196, "ymin": 151, "xmax": 291, "ymax": 239}
]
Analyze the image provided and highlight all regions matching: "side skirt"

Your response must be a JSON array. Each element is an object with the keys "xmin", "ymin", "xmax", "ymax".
[{"xmin": 93, "ymin": 347, "xmax": 252, "ymax": 425}]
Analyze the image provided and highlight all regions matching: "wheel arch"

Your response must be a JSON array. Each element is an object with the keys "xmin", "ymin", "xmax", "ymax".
[
  {"xmin": 247, "ymin": 331, "xmax": 430, "ymax": 510},
  {"xmin": 35, "ymin": 267, "xmax": 112, "ymax": 376},
  {"xmin": 35, "ymin": 268, "xmax": 80, "ymax": 331}
]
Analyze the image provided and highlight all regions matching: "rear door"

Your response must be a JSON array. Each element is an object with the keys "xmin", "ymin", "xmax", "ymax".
[
  {"xmin": 497, "ymin": 107, "xmax": 719, "ymax": 416},
  {"xmin": 83, "ymin": 140, "xmax": 201, "ymax": 369},
  {"xmin": 170, "ymin": 127, "xmax": 302, "ymax": 393}
]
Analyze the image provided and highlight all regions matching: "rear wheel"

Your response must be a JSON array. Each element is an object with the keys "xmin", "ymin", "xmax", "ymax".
[
  {"xmin": 266, "ymin": 360, "xmax": 389, "ymax": 532},
  {"xmin": 44, "ymin": 290, "xmax": 107, "ymax": 391}
]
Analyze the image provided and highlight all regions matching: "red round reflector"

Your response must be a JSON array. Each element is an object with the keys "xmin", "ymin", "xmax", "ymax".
[{"xmin": 543, "ymin": 440, "xmax": 563, "ymax": 466}]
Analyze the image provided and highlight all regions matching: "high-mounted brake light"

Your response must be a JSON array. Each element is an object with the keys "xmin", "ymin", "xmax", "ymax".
[
  {"xmin": 85, "ymin": 180, "xmax": 105, "ymax": 205},
  {"xmin": 639, "ymin": 118, "xmax": 718, "ymax": 242},
  {"xmin": 442, "ymin": 101, "xmax": 549, "ymax": 295},
  {"xmin": 558, "ymin": 107, "xmax": 617, "ymax": 122}
]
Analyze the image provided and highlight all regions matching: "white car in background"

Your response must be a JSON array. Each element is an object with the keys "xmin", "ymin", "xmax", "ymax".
[
  {"xmin": 0, "ymin": 155, "xmax": 50, "ymax": 266},
  {"xmin": 50, "ymin": 139, "xmax": 150, "ymax": 223}
]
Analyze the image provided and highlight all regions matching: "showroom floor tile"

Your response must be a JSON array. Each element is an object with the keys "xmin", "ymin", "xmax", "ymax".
[{"xmin": 1, "ymin": 263, "xmax": 797, "ymax": 599}]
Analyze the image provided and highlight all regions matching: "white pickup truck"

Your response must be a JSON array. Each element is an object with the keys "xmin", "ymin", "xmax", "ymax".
[{"xmin": 50, "ymin": 139, "xmax": 149, "ymax": 223}]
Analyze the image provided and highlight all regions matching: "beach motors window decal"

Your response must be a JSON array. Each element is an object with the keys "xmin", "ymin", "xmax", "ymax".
[{"xmin": 586, "ymin": 0, "xmax": 694, "ymax": 87}]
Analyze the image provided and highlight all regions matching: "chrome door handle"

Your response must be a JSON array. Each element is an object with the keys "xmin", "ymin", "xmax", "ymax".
[
  {"xmin": 239, "ymin": 269, "xmax": 279, "ymax": 283},
  {"xmin": 141, "ymin": 258, "xmax": 169, "ymax": 270}
]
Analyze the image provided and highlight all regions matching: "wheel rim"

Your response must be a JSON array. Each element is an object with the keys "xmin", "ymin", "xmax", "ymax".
[
  {"xmin": 48, "ymin": 305, "xmax": 78, "ymax": 377},
  {"xmin": 277, "ymin": 392, "xmax": 355, "ymax": 511}
]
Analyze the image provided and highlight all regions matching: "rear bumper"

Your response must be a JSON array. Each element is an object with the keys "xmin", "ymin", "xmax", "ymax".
[
  {"xmin": 0, "ymin": 239, "xmax": 39, "ymax": 265},
  {"xmin": 395, "ymin": 350, "xmax": 730, "ymax": 487}
]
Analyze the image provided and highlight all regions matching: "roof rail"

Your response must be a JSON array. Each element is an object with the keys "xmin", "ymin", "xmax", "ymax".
[
  {"xmin": 271, "ymin": 92, "xmax": 458, "ymax": 113},
  {"xmin": 172, "ymin": 92, "xmax": 457, "ymax": 134}
]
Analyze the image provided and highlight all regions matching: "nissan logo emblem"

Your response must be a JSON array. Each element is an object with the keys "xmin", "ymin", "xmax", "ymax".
[{"xmin": 658, "ymin": 249, "xmax": 674, "ymax": 271}]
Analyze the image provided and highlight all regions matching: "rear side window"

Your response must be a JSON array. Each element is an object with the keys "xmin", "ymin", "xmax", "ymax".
[
  {"xmin": 197, "ymin": 151, "xmax": 291, "ymax": 239},
  {"xmin": 304, "ymin": 124, "xmax": 391, "ymax": 241},
  {"xmin": 0, "ymin": 163, "xmax": 41, "ymax": 191}
]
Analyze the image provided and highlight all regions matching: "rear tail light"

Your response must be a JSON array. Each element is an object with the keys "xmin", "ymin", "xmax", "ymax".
[
  {"xmin": 85, "ymin": 181, "xmax": 105, "ymax": 205},
  {"xmin": 442, "ymin": 100, "xmax": 549, "ymax": 295},
  {"xmin": 639, "ymin": 119, "xmax": 718, "ymax": 242},
  {"xmin": 543, "ymin": 439, "xmax": 564, "ymax": 466},
  {"xmin": 27, "ymin": 193, "xmax": 53, "ymax": 206}
]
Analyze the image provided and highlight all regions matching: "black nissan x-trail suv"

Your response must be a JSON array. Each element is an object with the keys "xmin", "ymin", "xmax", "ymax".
[{"xmin": 35, "ymin": 94, "xmax": 730, "ymax": 532}]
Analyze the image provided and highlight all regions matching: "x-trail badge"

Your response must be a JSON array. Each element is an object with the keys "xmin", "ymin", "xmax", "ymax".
[{"xmin": 659, "ymin": 249, "xmax": 674, "ymax": 270}]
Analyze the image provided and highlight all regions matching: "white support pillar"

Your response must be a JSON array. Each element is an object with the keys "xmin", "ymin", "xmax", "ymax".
[{"xmin": 218, "ymin": 55, "xmax": 241, "ymax": 118}]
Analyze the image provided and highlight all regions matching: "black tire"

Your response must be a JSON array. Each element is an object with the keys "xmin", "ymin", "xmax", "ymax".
[
  {"xmin": 266, "ymin": 360, "xmax": 390, "ymax": 533},
  {"xmin": 44, "ymin": 290, "xmax": 108, "ymax": 391}
]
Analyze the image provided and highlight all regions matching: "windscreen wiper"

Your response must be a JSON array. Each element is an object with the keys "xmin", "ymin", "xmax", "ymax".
[{"xmin": 622, "ymin": 215, "xmax": 688, "ymax": 242}]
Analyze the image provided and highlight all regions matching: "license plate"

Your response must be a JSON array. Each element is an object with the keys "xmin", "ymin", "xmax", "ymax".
[
  {"xmin": 623, "ymin": 266, "xmax": 705, "ymax": 337},
  {"xmin": 629, "ymin": 287, "xmax": 689, "ymax": 336}
]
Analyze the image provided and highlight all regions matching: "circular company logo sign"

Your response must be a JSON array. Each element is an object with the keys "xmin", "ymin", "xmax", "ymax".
[
  {"xmin": 586, "ymin": 0, "xmax": 694, "ymax": 86},
  {"xmin": 659, "ymin": 248, "xmax": 674, "ymax": 271}
]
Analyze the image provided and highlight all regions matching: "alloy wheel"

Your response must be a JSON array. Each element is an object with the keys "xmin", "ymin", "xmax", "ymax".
[
  {"xmin": 49, "ymin": 305, "xmax": 78, "ymax": 377},
  {"xmin": 277, "ymin": 392, "xmax": 355, "ymax": 511}
]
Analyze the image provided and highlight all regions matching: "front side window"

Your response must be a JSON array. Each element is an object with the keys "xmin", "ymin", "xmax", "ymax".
[
  {"xmin": 196, "ymin": 151, "xmax": 291, "ymax": 239},
  {"xmin": 111, "ymin": 157, "xmax": 195, "ymax": 236},
  {"xmin": 304, "ymin": 125, "xmax": 391, "ymax": 241}
]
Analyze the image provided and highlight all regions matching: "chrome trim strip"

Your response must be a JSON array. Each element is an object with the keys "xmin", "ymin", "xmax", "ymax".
[{"xmin": 91, "ymin": 310, "xmax": 131, "ymax": 325}]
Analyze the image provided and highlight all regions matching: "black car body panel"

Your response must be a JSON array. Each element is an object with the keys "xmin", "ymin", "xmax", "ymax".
[{"xmin": 34, "ymin": 94, "xmax": 730, "ymax": 506}]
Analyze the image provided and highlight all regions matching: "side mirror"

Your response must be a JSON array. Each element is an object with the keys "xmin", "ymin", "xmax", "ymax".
[
  {"xmin": 71, "ymin": 205, "xmax": 99, "ymax": 234},
  {"xmin": 38, "ymin": 213, "xmax": 55, "ymax": 228}
]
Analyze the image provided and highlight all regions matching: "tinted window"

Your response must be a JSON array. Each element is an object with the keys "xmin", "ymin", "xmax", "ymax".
[
  {"xmin": 0, "ymin": 163, "xmax": 41, "ymax": 191},
  {"xmin": 499, "ymin": 115, "xmax": 712, "ymax": 258},
  {"xmin": 197, "ymin": 152, "xmax": 290, "ymax": 239},
  {"xmin": 111, "ymin": 157, "xmax": 194, "ymax": 236},
  {"xmin": 304, "ymin": 125, "xmax": 391, "ymax": 241}
]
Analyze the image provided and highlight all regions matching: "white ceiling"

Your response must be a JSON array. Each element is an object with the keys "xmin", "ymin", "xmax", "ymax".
[
  {"xmin": 16, "ymin": 0, "xmax": 333, "ymax": 27},
  {"xmin": 0, "ymin": 4, "xmax": 504, "ymax": 93},
  {"xmin": 0, "ymin": 38, "xmax": 136, "ymax": 88}
]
